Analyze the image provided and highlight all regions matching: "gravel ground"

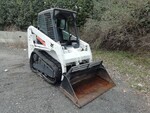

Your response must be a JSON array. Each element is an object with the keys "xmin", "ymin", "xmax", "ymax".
[{"xmin": 0, "ymin": 45, "xmax": 149, "ymax": 113}]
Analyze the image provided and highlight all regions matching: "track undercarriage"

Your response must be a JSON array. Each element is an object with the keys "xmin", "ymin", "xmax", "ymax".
[{"xmin": 30, "ymin": 49, "xmax": 62, "ymax": 84}]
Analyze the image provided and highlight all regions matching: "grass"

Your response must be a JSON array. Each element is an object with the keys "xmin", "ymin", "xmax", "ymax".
[{"xmin": 93, "ymin": 50, "xmax": 150, "ymax": 94}]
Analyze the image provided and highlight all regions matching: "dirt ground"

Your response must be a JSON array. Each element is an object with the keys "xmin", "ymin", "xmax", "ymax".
[{"xmin": 0, "ymin": 45, "xmax": 149, "ymax": 113}]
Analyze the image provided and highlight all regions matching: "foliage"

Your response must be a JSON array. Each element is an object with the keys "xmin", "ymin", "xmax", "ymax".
[
  {"xmin": 0, "ymin": 0, "xmax": 94, "ymax": 30},
  {"xmin": 81, "ymin": 0, "xmax": 150, "ymax": 53},
  {"xmin": 0, "ymin": 0, "xmax": 149, "ymax": 53}
]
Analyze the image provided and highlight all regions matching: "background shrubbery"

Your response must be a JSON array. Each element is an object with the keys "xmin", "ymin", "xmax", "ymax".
[
  {"xmin": 81, "ymin": 0, "xmax": 150, "ymax": 53},
  {"xmin": 0, "ymin": 0, "xmax": 93, "ymax": 30},
  {"xmin": 0, "ymin": 0, "xmax": 149, "ymax": 53}
]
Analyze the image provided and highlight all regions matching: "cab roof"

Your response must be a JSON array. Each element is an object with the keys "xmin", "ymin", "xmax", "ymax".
[{"xmin": 38, "ymin": 8, "xmax": 77, "ymax": 15}]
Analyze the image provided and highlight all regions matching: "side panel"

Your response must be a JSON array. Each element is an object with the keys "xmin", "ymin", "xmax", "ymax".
[
  {"xmin": 27, "ymin": 26, "xmax": 66, "ymax": 74},
  {"xmin": 79, "ymin": 39, "xmax": 92, "ymax": 62}
]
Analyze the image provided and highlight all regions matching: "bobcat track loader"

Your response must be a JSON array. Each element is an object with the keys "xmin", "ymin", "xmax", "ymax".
[{"xmin": 27, "ymin": 8, "xmax": 115, "ymax": 107}]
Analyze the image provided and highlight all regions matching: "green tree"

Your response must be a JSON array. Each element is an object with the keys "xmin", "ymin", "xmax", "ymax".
[{"xmin": 0, "ymin": 0, "xmax": 94, "ymax": 30}]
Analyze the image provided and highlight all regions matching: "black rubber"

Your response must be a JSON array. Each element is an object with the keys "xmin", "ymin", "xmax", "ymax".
[{"xmin": 30, "ymin": 49, "xmax": 62, "ymax": 85}]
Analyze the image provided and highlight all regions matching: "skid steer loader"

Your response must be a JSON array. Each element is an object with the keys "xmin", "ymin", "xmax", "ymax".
[{"xmin": 27, "ymin": 8, "xmax": 115, "ymax": 107}]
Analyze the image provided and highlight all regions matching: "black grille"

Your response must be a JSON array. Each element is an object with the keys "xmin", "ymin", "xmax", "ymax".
[
  {"xmin": 38, "ymin": 12, "xmax": 55, "ymax": 40},
  {"xmin": 44, "ymin": 13, "xmax": 55, "ymax": 39},
  {"xmin": 38, "ymin": 14, "xmax": 47, "ymax": 35}
]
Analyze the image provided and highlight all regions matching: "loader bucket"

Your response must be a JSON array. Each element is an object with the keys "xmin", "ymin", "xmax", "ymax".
[{"xmin": 60, "ymin": 61, "xmax": 115, "ymax": 107}]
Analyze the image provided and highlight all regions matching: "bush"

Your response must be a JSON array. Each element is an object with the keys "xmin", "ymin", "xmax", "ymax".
[{"xmin": 81, "ymin": 0, "xmax": 150, "ymax": 53}]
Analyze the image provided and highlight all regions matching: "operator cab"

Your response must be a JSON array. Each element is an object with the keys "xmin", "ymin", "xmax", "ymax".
[{"xmin": 38, "ymin": 8, "xmax": 79, "ymax": 48}]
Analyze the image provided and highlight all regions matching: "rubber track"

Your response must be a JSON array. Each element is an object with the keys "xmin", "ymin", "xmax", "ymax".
[
  {"xmin": 41, "ymin": 51, "xmax": 62, "ymax": 76},
  {"xmin": 33, "ymin": 49, "xmax": 62, "ymax": 83}
]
